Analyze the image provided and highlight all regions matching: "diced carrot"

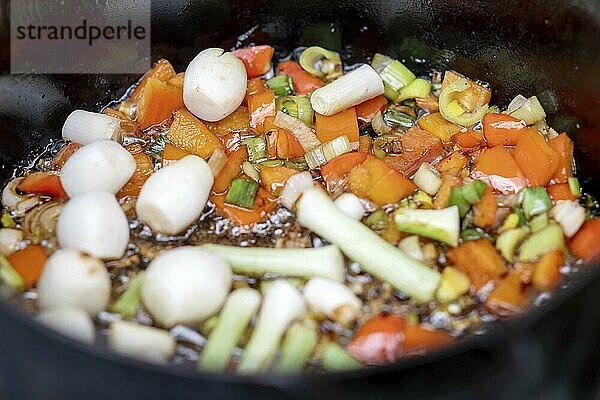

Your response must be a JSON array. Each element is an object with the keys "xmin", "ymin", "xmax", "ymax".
[
  {"xmin": 349, "ymin": 156, "xmax": 392, "ymax": 198},
  {"xmin": 433, "ymin": 174, "xmax": 462, "ymax": 209},
  {"xmin": 355, "ymin": 95, "xmax": 388, "ymax": 124},
  {"xmin": 358, "ymin": 135, "xmax": 373, "ymax": 153},
  {"xmin": 247, "ymin": 89, "xmax": 275, "ymax": 133},
  {"xmin": 321, "ymin": 152, "xmax": 368, "ymax": 190},
  {"xmin": 513, "ymin": 261, "xmax": 536, "ymax": 285},
  {"xmin": 136, "ymin": 77, "xmax": 184, "ymax": 129},
  {"xmin": 451, "ymin": 129, "xmax": 484, "ymax": 148},
  {"xmin": 315, "ymin": 107, "xmax": 359, "ymax": 143},
  {"xmin": 244, "ymin": 78, "xmax": 268, "ymax": 105},
  {"xmin": 435, "ymin": 151, "xmax": 468, "ymax": 175},
  {"xmin": 276, "ymin": 129, "xmax": 305, "ymax": 159},
  {"xmin": 265, "ymin": 129, "xmax": 278, "ymax": 159},
  {"xmin": 383, "ymin": 126, "xmax": 444, "ymax": 177},
  {"xmin": 204, "ymin": 106, "xmax": 250, "ymax": 137},
  {"xmin": 18, "ymin": 172, "xmax": 67, "ymax": 199},
  {"xmin": 347, "ymin": 314, "xmax": 406, "ymax": 365},
  {"xmin": 404, "ymin": 324, "xmax": 454, "ymax": 354},
  {"xmin": 166, "ymin": 72, "xmax": 185, "ymax": 88},
  {"xmin": 131, "ymin": 59, "xmax": 176, "ymax": 100},
  {"xmin": 482, "ymin": 113, "xmax": 527, "ymax": 147},
  {"xmin": 212, "ymin": 146, "xmax": 248, "ymax": 194},
  {"xmin": 259, "ymin": 166, "xmax": 299, "ymax": 196},
  {"xmin": 513, "ymin": 128, "xmax": 560, "ymax": 187},
  {"xmin": 473, "ymin": 186, "xmax": 497, "ymax": 228},
  {"xmin": 50, "ymin": 143, "xmax": 81, "ymax": 169},
  {"xmin": 117, "ymin": 144, "xmax": 155, "ymax": 199},
  {"xmin": 233, "ymin": 45, "xmax": 274, "ymax": 78},
  {"xmin": 441, "ymin": 71, "xmax": 491, "ymax": 112},
  {"xmin": 485, "ymin": 271, "xmax": 527, "ymax": 316},
  {"xmin": 548, "ymin": 133, "xmax": 574, "ymax": 183},
  {"xmin": 547, "ymin": 183, "xmax": 577, "ymax": 202},
  {"xmin": 569, "ymin": 218, "xmax": 600, "ymax": 262},
  {"xmin": 167, "ymin": 108, "xmax": 223, "ymax": 158},
  {"xmin": 161, "ymin": 143, "xmax": 191, "ymax": 167},
  {"xmin": 7, "ymin": 244, "xmax": 47, "ymax": 287},
  {"xmin": 447, "ymin": 238, "xmax": 507, "ymax": 292},
  {"xmin": 416, "ymin": 94, "xmax": 439, "ymax": 113},
  {"xmin": 211, "ymin": 188, "xmax": 277, "ymax": 227},
  {"xmin": 276, "ymin": 61, "xmax": 324, "ymax": 95},
  {"xmin": 473, "ymin": 146, "xmax": 526, "ymax": 193},
  {"xmin": 104, "ymin": 108, "xmax": 141, "ymax": 137},
  {"xmin": 220, "ymin": 131, "xmax": 243, "ymax": 155},
  {"xmin": 417, "ymin": 112, "xmax": 461, "ymax": 142},
  {"xmin": 532, "ymin": 250, "xmax": 564, "ymax": 292}
]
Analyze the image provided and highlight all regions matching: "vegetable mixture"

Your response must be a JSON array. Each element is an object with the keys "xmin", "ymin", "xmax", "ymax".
[{"xmin": 1, "ymin": 42, "xmax": 599, "ymax": 373}]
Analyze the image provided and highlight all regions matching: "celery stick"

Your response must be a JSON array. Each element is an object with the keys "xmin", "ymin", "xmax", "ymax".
[{"xmin": 274, "ymin": 320, "xmax": 318, "ymax": 374}]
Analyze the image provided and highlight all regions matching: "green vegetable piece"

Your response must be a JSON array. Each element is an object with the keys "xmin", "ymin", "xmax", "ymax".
[
  {"xmin": 530, "ymin": 213, "xmax": 549, "ymax": 233},
  {"xmin": 383, "ymin": 108, "xmax": 414, "ymax": 128},
  {"xmin": 379, "ymin": 60, "xmax": 416, "ymax": 93},
  {"xmin": 111, "ymin": 272, "xmax": 145, "ymax": 318},
  {"xmin": 299, "ymin": 46, "xmax": 342, "ymax": 78},
  {"xmin": 462, "ymin": 180, "xmax": 487, "ymax": 204},
  {"xmin": 518, "ymin": 223, "xmax": 565, "ymax": 262},
  {"xmin": 1, "ymin": 212, "xmax": 15, "ymax": 228},
  {"xmin": 284, "ymin": 157, "xmax": 309, "ymax": 170},
  {"xmin": 394, "ymin": 206, "xmax": 460, "ymax": 247},
  {"xmin": 321, "ymin": 342, "xmax": 362, "ymax": 372},
  {"xmin": 242, "ymin": 135, "xmax": 268, "ymax": 164},
  {"xmin": 461, "ymin": 227, "xmax": 494, "ymax": 243},
  {"xmin": 439, "ymin": 78, "xmax": 489, "ymax": 126},
  {"xmin": 448, "ymin": 187, "xmax": 470, "ymax": 218},
  {"xmin": 514, "ymin": 207, "xmax": 527, "ymax": 227},
  {"xmin": 145, "ymin": 134, "xmax": 170, "ymax": 161},
  {"xmin": 364, "ymin": 209, "xmax": 387, "ymax": 230},
  {"xmin": 0, "ymin": 255, "xmax": 24, "ymax": 291},
  {"xmin": 509, "ymin": 96, "xmax": 546, "ymax": 125},
  {"xmin": 396, "ymin": 78, "xmax": 432, "ymax": 102},
  {"xmin": 275, "ymin": 96, "xmax": 314, "ymax": 126},
  {"xmin": 267, "ymin": 75, "xmax": 295, "ymax": 96},
  {"xmin": 225, "ymin": 179, "xmax": 259, "ymax": 210},
  {"xmin": 259, "ymin": 160, "xmax": 285, "ymax": 167},
  {"xmin": 496, "ymin": 227, "xmax": 529, "ymax": 262},
  {"xmin": 274, "ymin": 320, "xmax": 318, "ymax": 373},
  {"xmin": 522, "ymin": 187, "xmax": 552, "ymax": 218},
  {"xmin": 568, "ymin": 177, "xmax": 581, "ymax": 198}
]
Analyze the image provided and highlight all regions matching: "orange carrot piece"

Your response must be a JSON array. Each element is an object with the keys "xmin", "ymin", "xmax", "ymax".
[
  {"xmin": 233, "ymin": 46, "xmax": 274, "ymax": 78},
  {"xmin": 513, "ymin": 128, "xmax": 560, "ymax": 187},
  {"xmin": 451, "ymin": 129, "xmax": 484, "ymax": 148},
  {"xmin": 569, "ymin": 218, "xmax": 600, "ymax": 262},
  {"xmin": 136, "ymin": 77, "xmax": 184, "ymax": 129},
  {"xmin": 435, "ymin": 151, "xmax": 469, "ymax": 175},
  {"xmin": 548, "ymin": 133, "xmax": 574, "ymax": 183},
  {"xmin": 131, "ymin": 59, "xmax": 176, "ymax": 100},
  {"xmin": 50, "ymin": 143, "xmax": 81, "ymax": 169},
  {"xmin": 220, "ymin": 131, "xmax": 243, "ymax": 155},
  {"xmin": 532, "ymin": 250, "xmax": 564, "ymax": 292},
  {"xmin": 434, "ymin": 174, "xmax": 462, "ymax": 209},
  {"xmin": 244, "ymin": 78, "xmax": 268, "ymax": 105},
  {"xmin": 483, "ymin": 113, "xmax": 527, "ymax": 147},
  {"xmin": 404, "ymin": 324, "xmax": 454, "ymax": 354},
  {"xmin": 161, "ymin": 143, "xmax": 191, "ymax": 167},
  {"xmin": 204, "ymin": 106, "xmax": 250, "ymax": 137},
  {"xmin": 117, "ymin": 144, "xmax": 155, "ymax": 199},
  {"xmin": 347, "ymin": 314, "xmax": 406, "ymax": 365},
  {"xmin": 416, "ymin": 95, "xmax": 439, "ymax": 113},
  {"xmin": 259, "ymin": 166, "xmax": 299, "ymax": 196},
  {"xmin": 276, "ymin": 61, "xmax": 324, "ymax": 95},
  {"xmin": 441, "ymin": 70, "xmax": 491, "ymax": 112},
  {"xmin": 473, "ymin": 146, "xmax": 526, "ymax": 193},
  {"xmin": 212, "ymin": 146, "xmax": 248, "ymax": 194},
  {"xmin": 547, "ymin": 183, "xmax": 577, "ymax": 202},
  {"xmin": 18, "ymin": 172, "xmax": 67, "ymax": 199},
  {"xmin": 166, "ymin": 72, "xmax": 185, "ymax": 88},
  {"xmin": 315, "ymin": 107, "xmax": 359, "ymax": 143},
  {"xmin": 321, "ymin": 152, "xmax": 368, "ymax": 189},
  {"xmin": 7, "ymin": 244, "xmax": 47, "ymax": 287},
  {"xmin": 417, "ymin": 112, "xmax": 461, "ymax": 142},
  {"xmin": 485, "ymin": 271, "xmax": 527, "ymax": 316},
  {"xmin": 167, "ymin": 108, "xmax": 223, "ymax": 158},
  {"xmin": 355, "ymin": 95, "xmax": 388, "ymax": 124},
  {"xmin": 358, "ymin": 135, "xmax": 373, "ymax": 153},
  {"xmin": 248, "ymin": 89, "xmax": 275, "ymax": 133},
  {"xmin": 383, "ymin": 126, "xmax": 444, "ymax": 177},
  {"xmin": 211, "ymin": 188, "xmax": 277, "ymax": 227},
  {"xmin": 447, "ymin": 238, "xmax": 507, "ymax": 292},
  {"xmin": 473, "ymin": 186, "xmax": 497, "ymax": 228},
  {"xmin": 104, "ymin": 108, "xmax": 141, "ymax": 138},
  {"xmin": 276, "ymin": 129, "xmax": 305, "ymax": 159}
]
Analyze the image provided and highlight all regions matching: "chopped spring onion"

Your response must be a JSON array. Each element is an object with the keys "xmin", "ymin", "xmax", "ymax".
[
  {"xmin": 299, "ymin": 46, "xmax": 342, "ymax": 78},
  {"xmin": 297, "ymin": 188, "xmax": 441, "ymax": 302},
  {"xmin": 321, "ymin": 342, "xmax": 362, "ymax": 371},
  {"xmin": 550, "ymin": 200, "xmax": 586, "ymax": 238},
  {"xmin": 109, "ymin": 320, "xmax": 175, "ymax": 364},
  {"xmin": 506, "ymin": 94, "xmax": 528, "ymax": 114},
  {"xmin": 439, "ymin": 78, "xmax": 489, "ymax": 126},
  {"xmin": 461, "ymin": 227, "xmax": 494, "ymax": 242},
  {"xmin": 242, "ymin": 135, "xmax": 268, "ymax": 163},
  {"xmin": 303, "ymin": 277, "xmax": 362, "ymax": 325},
  {"xmin": 383, "ymin": 108, "xmax": 414, "ymax": 128},
  {"xmin": 225, "ymin": 179, "xmax": 259, "ymax": 209},
  {"xmin": 518, "ymin": 222, "xmax": 565, "ymax": 261},
  {"xmin": 111, "ymin": 272, "xmax": 145, "ymax": 318},
  {"xmin": 198, "ymin": 288, "xmax": 261, "ymax": 373},
  {"xmin": 398, "ymin": 235, "xmax": 424, "ymax": 261},
  {"xmin": 496, "ymin": 227, "xmax": 529, "ymax": 262},
  {"xmin": 284, "ymin": 157, "xmax": 309, "ymax": 170},
  {"xmin": 568, "ymin": 177, "xmax": 581, "ymax": 198},
  {"xmin": 448, "ymin": 180, "xmax": 487, "ymax": 217},
  {"xmin": 394, "ymin": 206, "xmax": 460, "ymax": 247},
  {"xmin": 237, "ymin": 280, "xmax": 306, "ymax": 374},
  {"xmin": 62, "ymin": 110, "xmax": 123, "ymax": 145},
  {"xmin": 274, "ymin": 319, "xmax": 319, "ymax": 373},
  {"xmin": 259, "ymin": 160, "xmax": 285, "ymax": 167},
  {"xmin": 436, "ymin": 266, "xmax": 471, "ymax": 303},
  {"xmin": 522, "ymin": 187, "xmax": 552, "ymax": 218},
  {"xmin": 279, "ymin": 171, "xmax": 314, "ymax": 210},
  {"xmin": 0, "ymin": 255, "xmax": 24, "ymax": 291},
  {"xmin": 242, "ymin": 161, "xmax": 260, "ymax": 182},
  {"xmin": 445, "ymin": 99, "xmax": 466, "ymax": 118},
  {"xmin": 371, "ymin": 53, "xmax": 416, "ymax": 94},
  {"xmin": 396, "ymin": 78, "xmax": 432, "ymax": 102},
  {"xmin": 276, "ymin": 96, "xmax": 314, "ymax": 126},
  {"xmin": 364, "ymin": 209, "xmax": 387, "ymax": 230},
  {"xmin": 530, "ymin": 213, "xmax": 549, "ymax": 233},
  {"xmin": 305, "ymin": 135, "xmax": 352, "ymax": 170},
  {"xmin": 267, "ymin": 74, "xmax": 295, "ymax": 96},
  {"xmin": 509, "ymin": 95, "xmax": 546, "ymax": 125},
  {"xmin": 37, "ymin": 307, "xmax": 95, "ymax": 344},
  {"xmin": 145, "ymin": 134, "xmax": 170, "ymax": 161},
  {"xmin": 310, "ymin": 65, "xmax": 384, "ymax": 116},
  {"xmin": 413, "ymin": 162, "xmax": 442, "ymax": 195},
  {"xmin": 334, "ymin": 192, "xmax": 366, "ymax": 220},
  {"xmin": 448, "ymin": 187, "xmax": 471, "ymax": 218},
  {"xmin": 274, "ymin": 111, "xmax": 321, "ymax": 151},
  {"xmin": 207, "ymin": 148, "xmax": 228, "ymax": 177},
  {"xmin": 202, "ymin": 243, "xmax": 345, "ymax": 282}
]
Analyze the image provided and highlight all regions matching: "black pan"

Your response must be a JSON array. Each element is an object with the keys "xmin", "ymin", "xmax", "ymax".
[{"xmin": 1, "ymin": 0, "xmax": 600, "ymax": 399}]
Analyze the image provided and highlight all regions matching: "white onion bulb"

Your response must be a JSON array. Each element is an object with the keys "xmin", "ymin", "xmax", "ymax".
[
  {"xmin": 38, "ymin": 248, "xmax": 111, "ymax": 315},
  {"xmin": 36, "ymin": 307, "xmax": 95, "ymax": 344},
  {"xmin": 108, "ymin": 320, "xmax": 175, "ymax": 364},
  {"xmin": 0, "ymin": 228, "xmax": 23, "ymax": 256},
  {"xmin": 303, "ymin": 277, "xmax": 362, "ymax": 325},
  {"xmin": 60, "ymin": 140, "xmax": 136, "ymax": 197},
  {"xmin": 62, "ymin": 110, "xmax": 123, "ymax": 145},
  {"xmin": 57, "ymin": 191, "xmax": 129, "ymax": 260},
  {"xmin": 334, "ymin": 192, "xmax": 366, "ymax": 220},
  {"xmin": 279, "ymin": 172, "xmax": 314, "ymax": 210},
  {"xmin": 136, "ymin": 155, "xmax": 213, "ymax": 235},
  {"xmin": 310, "ymin": 64, "xmax": 384, "ymax": 116},
  {"xmin": 183, "ymin": 48, "xmax": 247, "ymax": 122},
  {"xmin": 141, "ymin": 246, "xmax": 232, "ymax": 327}
]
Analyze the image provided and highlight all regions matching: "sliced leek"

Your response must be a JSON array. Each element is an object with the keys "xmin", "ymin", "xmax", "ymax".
[
  {"xmin": 274, "ymin": 111, "xmax": 320, "ymax": 151},
  {"xmin": 439, "ymin": 78, "xmax": 489, "ymax": 126},
  {"xmin": 394, "ymin": 206, "xmax": 460, "ymax": 247},
  {"xmin": 299, "ymin": 46, "xmax": 342, "ymax": 78}
]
